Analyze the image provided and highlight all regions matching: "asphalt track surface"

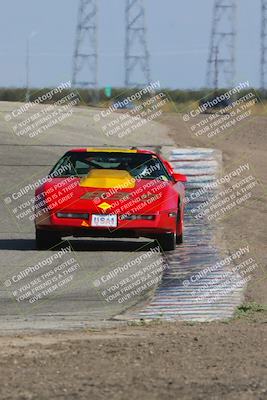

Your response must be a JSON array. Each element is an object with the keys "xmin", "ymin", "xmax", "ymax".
[{"xmin": 0, "ymin": 102, "xmax": 242, "ymax": 331}]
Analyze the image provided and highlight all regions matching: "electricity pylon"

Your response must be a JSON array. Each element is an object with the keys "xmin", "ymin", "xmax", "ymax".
[
  {"xmin": 261, "ymin": 0, "xmax": 267, "ymax": 91},
  {"xmin": 72, "ymin": 0, "xmax": 98, "ymax": 91},
  {"xmin": 206, "ymin": 0, "xmax": 237, "ymax": 89},
  {"xmin": 125, "ymin": 0, "xmax": 151, "ymax": 87}
]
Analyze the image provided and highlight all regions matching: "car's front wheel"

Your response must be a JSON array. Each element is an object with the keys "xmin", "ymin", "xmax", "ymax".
[
  {"xmin": 176, "ymin": 206, "xmax": 183, "ymax": 244},
  {"xmin": 176, "ymin": 232, "xmax": 183, "ymax": 244},
  {"xmin": 156, "ymin": 232, "xmax": 176, "ymax": 251},
  {"xmin": 35, "ymin": 228, "xmax": 61, "ymax": 250}
]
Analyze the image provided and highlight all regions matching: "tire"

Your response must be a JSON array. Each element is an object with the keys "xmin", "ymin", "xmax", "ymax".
[
  {"xmin": 176, "ymin": 206, "xmax": 183, "ymax": 245},
  {"xmin": 157, "ymin": 233, "xmax": 176, "ymax": 251},
  {"xmin": 35, "ymin": 228, "xmax": 61, "ymax": 250},
  {"xmin": 176, "ymin": 232, "xmax": 183, "ymax": 244}
]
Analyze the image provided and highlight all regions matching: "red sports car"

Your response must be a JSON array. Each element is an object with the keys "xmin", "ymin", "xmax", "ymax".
[{"xmin": 34, "ymin": 148, "xmax": 186, "ymax": 251}]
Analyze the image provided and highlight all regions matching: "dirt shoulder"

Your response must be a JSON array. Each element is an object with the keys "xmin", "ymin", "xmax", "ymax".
[{"xmin": 0, "ymin": 312, "xmax": 266, "ymax": 400}]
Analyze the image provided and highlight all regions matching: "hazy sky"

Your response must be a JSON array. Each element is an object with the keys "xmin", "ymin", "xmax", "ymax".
[{"xmin": 0, "ymin": 0, "xmax": 261, "ymax": 89}]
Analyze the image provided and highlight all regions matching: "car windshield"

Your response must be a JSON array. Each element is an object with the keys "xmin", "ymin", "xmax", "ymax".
[{"xmin": 49, "ymin": 151, "xmax": 171, "ymax": 181}]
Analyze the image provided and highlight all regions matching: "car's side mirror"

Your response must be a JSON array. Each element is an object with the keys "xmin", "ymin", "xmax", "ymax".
[{"xmin": 172, "ymin": 173, "xmax": 187, "ymax": 183}]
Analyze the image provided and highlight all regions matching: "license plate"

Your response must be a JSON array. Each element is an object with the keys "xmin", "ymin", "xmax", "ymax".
[{"xmin": 91, "ymin": 214, "xmax": 117, "ymax": 227}]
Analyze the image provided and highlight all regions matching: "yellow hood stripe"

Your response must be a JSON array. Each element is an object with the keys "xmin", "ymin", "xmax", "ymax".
[{"xmin": 80, "ymin": 169, "xmax": 135, "ymax": 189}]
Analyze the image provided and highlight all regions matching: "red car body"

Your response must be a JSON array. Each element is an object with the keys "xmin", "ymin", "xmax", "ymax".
[{"xmin": 35, "ymin": 148, "xmax": 186, "ymax": 251}]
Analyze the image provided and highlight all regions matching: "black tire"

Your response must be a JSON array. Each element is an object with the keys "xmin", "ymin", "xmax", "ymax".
[
  {"xmin": 35, "ymin": 229, "xmax": 61, "ymax": 250},
  {"xmin": 176, "ymin": 232, "xmax": 183, "ymax": 244},
  {"xmin": 176, "ymin": 205, "xmax": 183, "ymax": 245},
  {"xmin": 157, "ymin": 233, "xmax": 176, "ymax": 251}
]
